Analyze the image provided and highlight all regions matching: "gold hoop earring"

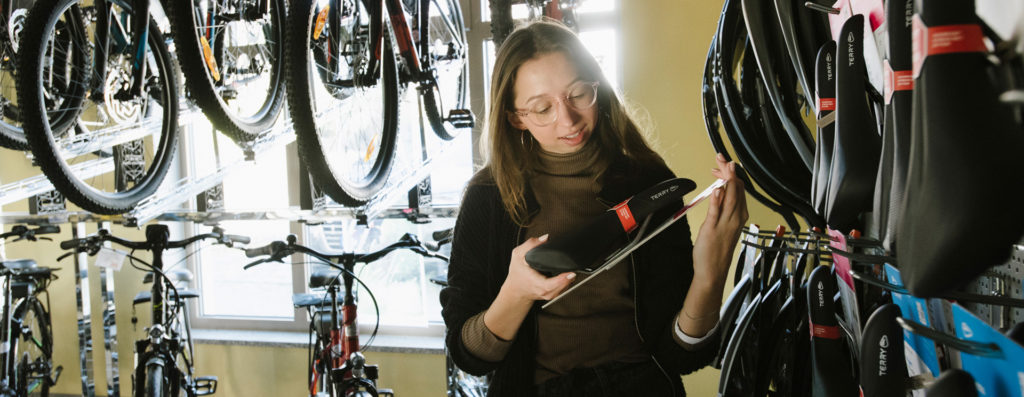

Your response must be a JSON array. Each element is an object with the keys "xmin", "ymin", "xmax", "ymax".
[{"xmin": 521, "ymin": 131, "xmax": 533, "ymax": 150}]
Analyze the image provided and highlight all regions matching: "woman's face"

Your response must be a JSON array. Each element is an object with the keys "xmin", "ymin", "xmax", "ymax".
[{"xmin": 511, "ymin": 51, "xmax": 598, "ymax": 154}]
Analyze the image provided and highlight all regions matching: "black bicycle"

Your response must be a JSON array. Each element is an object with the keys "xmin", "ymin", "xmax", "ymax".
[
  {"xmin": 285, "ymin": 0, "xmax": 472, "ymax": 206},
  {"xmin": 244, "ymin": 231, "xmax": 448, "ymax": 397},
  {"xmin": 60, "ymin": 224, "xmax": 250, "ymax": 397},
  {"xmin": 0, "ymin": 225, "xmax": 63, "ymax": 397}
]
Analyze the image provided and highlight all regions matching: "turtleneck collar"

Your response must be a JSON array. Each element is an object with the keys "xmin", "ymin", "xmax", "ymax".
[{"xmin": 534, "ymin": 137, "xmax": 605, "ymax": 177}]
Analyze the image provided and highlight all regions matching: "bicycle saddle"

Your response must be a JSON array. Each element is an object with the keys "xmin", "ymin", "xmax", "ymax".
[
  {"xmin": 825, "ymin": 15, "xmax": 882, "ymax": 233},
  {"xmin": 896, "ymin": 0, "xmax": 1024, "ymax": 297},
  {"xmin": 309, "ymin": 269, "xmax": 340, "ymax": 289},
  {"xmin": 812, "ymin": 41, "xmax": 837, "ymax": 217},
  {"xmin": 878, "ymin": 0, "xmax": 915, "ymax": 250},
  {"xmin": 925, "ymin": 369, "xmax": 977, "ymax": 397},
  {"xmin": 858, "ymin": 303, "xmax": 908, "ymax": 397},
  {"xmin": 807, "ymin": 265, "xmax": 857, "ymax": 397},
  {"xmin": 292, "ymin": 292, "xmax": 343, "ymax": 309},
  {"xmin": 0, "ymin": 258, "xmax": 37, "ymax": 270},
  {"xmin": 525, "ymin": 178, "xmax": 696, "ymax": 275},
  {"xmin": 132, "ymin": 289, "xmax": 200, "ymax": 305}
]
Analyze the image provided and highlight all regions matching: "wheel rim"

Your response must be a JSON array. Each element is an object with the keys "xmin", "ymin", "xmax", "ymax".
[
  {"xmin": 23, "ymin": 1, "xmax": 177, "ymax": 213},
  {"xmin": 299, "ymin": 0, "xmax": 396, "ymax": 202},
  {"xmin": 185, "ymin": 0, "xmax": 284, "ymax": 131}
]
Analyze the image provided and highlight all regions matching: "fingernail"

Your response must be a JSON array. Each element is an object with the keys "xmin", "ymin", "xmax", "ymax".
[
  {"xmin": 539, "ymin": 234, "xmax": 549, "ymax": 242},
  {"xmin": 566, "ymin": 273, "xmax": 576, "ymax": 280},
  {"xmin": 717, "ymin": 153, "xmax": 725, "ymax": 160},
  {"xmin": 715, "ymin": 189, "xmax": 722, "ymax": 198}
]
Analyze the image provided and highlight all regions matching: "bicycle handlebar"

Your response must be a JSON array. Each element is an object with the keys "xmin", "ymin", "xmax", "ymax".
[
  {"xmin": 60, "ymin": 227, "xmax": 250, "ymax": 253},
  {"xmin": 243, "ymin": 232, "xmax": 449, "ymax": 270},
  {"xmin": 1, "ymin": 225, "xmax": 61, "ymax": 242}
]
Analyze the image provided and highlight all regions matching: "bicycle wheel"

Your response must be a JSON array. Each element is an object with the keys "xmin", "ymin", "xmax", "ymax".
[
  {"xmin": 145, "ymin": 362, "xmax": 165, "ymax": 397},
  {"xmin": 286, "ymin": 0, "xmax": 400, "ymax": 206},
  {"xmin": 419, "ymin": 0, "xmax": 469, "ymax": 140},
  {"xmin": 168, "ymin": 0, "xmax": 286, "ymax": 142},
  {"xmin": 12, "ymin": 297, "xmax": 52, "ymax": 397},
  {"xmin": 18, "ymin": 0, "xmax": 179, "ymax": 214},
  {"xmin": 0, "ymin": 0, "xmax": 88, "ymax": 150}
]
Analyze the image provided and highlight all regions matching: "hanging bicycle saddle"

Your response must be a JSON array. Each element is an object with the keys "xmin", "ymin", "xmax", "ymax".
[
  {"xmin": 879, "ymin": 0, "xmax": 915, "ymax": 251},
  {"xmin": 524, "ymin": 178, "xmax": 696, "ymax": 275},
  {"xmin": 925, "ymin": 369, "xmax": 978, "ymax": 397},
  {"xmin": 859, "ymin": 303, "xmax": 908, "ymax": 397},
  {"xmin": 812, "ymin": 41, "xmax": 837, "ymax": 217},
  {"xmin": 807, "ymin": 265, "xmax": 858, "ymax": 397},
  {"xmin": 896, "ymin": 0, "xmax": 1024, "ymax": 297},
  {"xmin": 825, "ymin": 15, "xmax": 882, "ymax": 233}
]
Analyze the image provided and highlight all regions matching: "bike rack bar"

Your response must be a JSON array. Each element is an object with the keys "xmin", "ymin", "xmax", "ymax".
[
  {"xmin": 0, "ymin": 158, "xmax": 115, "ymax": 206},
  {"xmin": 72, "ymin": 221, "xmax": 97, "ymax": 397},
  {"xmin": 58, "ymin": 117, "xmax": 165, "ymax": 159},
  {"xmin": 98, "ymin": 221, "xmax": 120, "ymax": 397},
  {"xmin": 121, "ymin": 112, "xmax": 297, "ymax": 227}
]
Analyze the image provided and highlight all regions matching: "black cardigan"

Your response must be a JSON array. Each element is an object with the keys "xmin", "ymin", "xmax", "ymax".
[{"xmin": 440, "ymin": 158, "xmax": 719, "ymax": 396}]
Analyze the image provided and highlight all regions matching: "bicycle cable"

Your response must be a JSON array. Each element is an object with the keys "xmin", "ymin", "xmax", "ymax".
[{"xmin": 297, "ymin": 259, "xmax": 382, "ymax": 353}]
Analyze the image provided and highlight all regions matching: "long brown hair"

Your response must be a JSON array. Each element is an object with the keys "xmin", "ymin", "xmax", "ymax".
[{"xmin": 482, "ymin": 20, "xmax": 664, "ymax": 226}]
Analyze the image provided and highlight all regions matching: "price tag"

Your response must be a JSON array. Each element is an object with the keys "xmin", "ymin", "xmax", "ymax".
[{"xmin": 94, "ymin": 247, "xmax": 127, "ymax": 271}]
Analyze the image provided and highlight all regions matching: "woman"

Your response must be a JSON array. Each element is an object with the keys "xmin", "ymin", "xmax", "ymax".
[{"xmin": 440, "ymin": 20, "xmax": 747, "ymax": 396}]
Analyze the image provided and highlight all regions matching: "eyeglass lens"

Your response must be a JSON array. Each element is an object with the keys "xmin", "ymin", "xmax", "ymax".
[{"xmin": 525, "ymin": 82, "xmax": 598, "ymax": 125}]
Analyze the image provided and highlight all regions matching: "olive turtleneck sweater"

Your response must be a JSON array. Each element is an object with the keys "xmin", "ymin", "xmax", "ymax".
[{"xmin": 460, "ymin": 140, "xmax": 649, "ymax": 384}]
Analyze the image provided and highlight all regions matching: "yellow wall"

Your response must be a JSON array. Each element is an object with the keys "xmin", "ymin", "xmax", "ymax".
[
  {"xmin": 0, "ymin": 1, "xmax": 799, "ymax": 396},
  {"xmin": 619, "ymin": 1, "xmax": 792, "ymax": 395}
]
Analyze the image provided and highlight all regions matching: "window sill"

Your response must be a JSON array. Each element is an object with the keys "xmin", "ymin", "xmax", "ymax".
[{"xmin": 191, "ymin": 328, "xmax": 445, "ymax": 355}]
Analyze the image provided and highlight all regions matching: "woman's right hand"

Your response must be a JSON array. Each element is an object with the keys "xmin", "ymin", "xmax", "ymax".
[
  {"xmin": 484, "ymin": 234, "xmax": 576, "ymax": 340},
  {"xmin": 502, "ymin": 234, "xmax": 577, "ymax": 302}
]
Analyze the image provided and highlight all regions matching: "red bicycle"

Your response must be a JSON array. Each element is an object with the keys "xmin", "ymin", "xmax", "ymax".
[{"xmin": 244, "ymin": 232, "xmax": 446, "ymax": 397}]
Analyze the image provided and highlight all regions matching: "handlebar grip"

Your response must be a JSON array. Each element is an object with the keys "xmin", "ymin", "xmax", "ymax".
[
  {"xmin": 226, "ymin": 234, "xmax": 251, "ymax": 245},
  {"xmin": 35, "ymin": 225, "xmax": 60, "ymax": 235},
  {"xmin": 245, "ymin": 241, "xmax": 284, "ymax": 258},
  {"xmin": 60, "ymin": 238, "xmax": 86, "ymax": 250}
]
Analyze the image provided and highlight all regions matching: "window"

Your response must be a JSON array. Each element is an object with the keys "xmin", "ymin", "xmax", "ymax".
[{"xmin": 186, "ymin": 0, "xmax": 621, "ymax": 339}]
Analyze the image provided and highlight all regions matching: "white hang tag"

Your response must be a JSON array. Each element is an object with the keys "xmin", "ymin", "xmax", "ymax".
[{"xmin": 94, "ymin": 247, "xmax": 127, "ymax": 271}]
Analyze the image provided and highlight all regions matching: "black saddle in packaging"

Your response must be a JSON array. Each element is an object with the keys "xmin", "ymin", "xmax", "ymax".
[
  {"xmin": 896, "ymin": 0, "xmax": 1024, "ymax": 297},
  {"xmin": 525, "ymin": 178, "xmax": 697, "ymax": 275}
]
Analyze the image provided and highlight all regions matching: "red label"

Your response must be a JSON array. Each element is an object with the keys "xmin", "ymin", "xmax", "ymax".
[
  {"xmin": 811, "ymin": 322, "xmax": 841, "ymax": 339},
  {"xmin": 613, "ymin": 201, "xmax": 637, "ymax": 233},
  {"xmin": 884, "ymin": 60, "xmax": 914, "ymax": 104},
  {"xmin": 818, "ymin": 97, "xmax": 836, "ymax": 112},
  {"xmin": 912, "ymin": 15, "xmax": 987, "ymax": 78}
]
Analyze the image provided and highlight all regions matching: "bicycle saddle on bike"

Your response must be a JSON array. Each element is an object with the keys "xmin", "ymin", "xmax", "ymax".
[
  {"xmin": 896, "ymin": 0, "xmax": 1024, "ymax": 297},
  {"xmin": 859, "ymin": 303, "xmax": 908, "ymax": 397},
  {"xmin": 310, "ymin": 269, "xmax": 341, "ymax": 289},
  {"xmin": 825, "ymin": 15, "xmax": 882, "ymax": 232},
  {"xmin": 525, "ymin": 178, "xmax": 696, "ymax": 275},
  {"xmin": 807, "ymin": 265, "xmax": 857, "ymax": 397},
  {"xmin": 0, "ymin": 259, "xmax": 38, "ymax": 270},
  {"xmin": 812, "ymin": 41, "xmax": 837, "ymax": 217}
]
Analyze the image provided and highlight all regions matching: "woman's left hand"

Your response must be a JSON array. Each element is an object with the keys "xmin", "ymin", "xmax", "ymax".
[{"xmin": 692, "ymin": 153, "xmax": 749, "ymax": 284}]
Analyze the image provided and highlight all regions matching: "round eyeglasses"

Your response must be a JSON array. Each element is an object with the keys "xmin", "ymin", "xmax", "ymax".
[{"xmin": 509, "ymin": 81, "xmax": 600, "ymax": 127}]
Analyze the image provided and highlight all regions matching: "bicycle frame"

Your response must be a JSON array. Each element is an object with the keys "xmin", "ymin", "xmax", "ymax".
[
  {"xmin": 307, "ymin": 254, "xmax": 365, "ymax": 396},
  {"xmin": 361, "ymin": 0, "xmax": 438, "ymax": 85}
]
